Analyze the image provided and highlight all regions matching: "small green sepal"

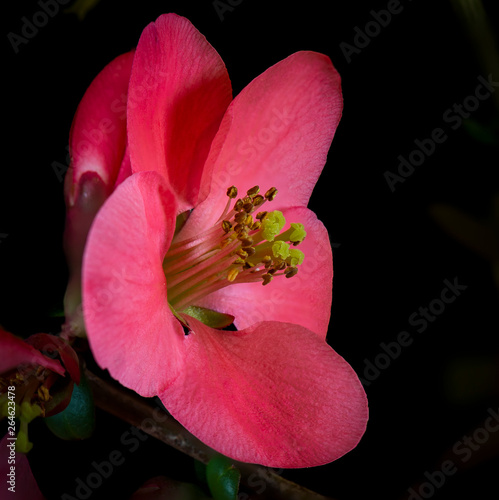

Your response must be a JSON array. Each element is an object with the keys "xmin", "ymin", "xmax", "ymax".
[
  {"xmin": 44, "ymin": 369, "xmax": 95, "ymax": 440},
  {"xmin": 181, "ymin": 306, "xmax": 235, "ymax": 329},
  {"xmin": 206, "ymin": 454, "xmax": 241, "ymax": 500}
]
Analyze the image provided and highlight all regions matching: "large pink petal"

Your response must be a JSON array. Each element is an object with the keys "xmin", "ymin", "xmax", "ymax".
[
  {"xmin": 0, "ymin": 329, "xmax": 64, "ymax": 376},
  {"xmin": 66, "ymin": 51, "xmax": 135, "ymax": 206},
  {"xmin": 161, "ymin": 316, "xmax": 367, "ymax": 468},
  {"xmin": 194, "ymin": 207, "xmax": 332, "ymax": 339},
  {"xmin": 0, "ymin": 435, "xmax": 45, "ymax": 500},
  {"xmin": 127, "ymin": 13, "xmax": 232, "ymax": 212},
  {"xmin": 180, "ymin": 50, "xmax": 342, "ymax": 239},
  {"xmin": 82, "ymin": 172, "xmax": 185, "ymax": 396}
]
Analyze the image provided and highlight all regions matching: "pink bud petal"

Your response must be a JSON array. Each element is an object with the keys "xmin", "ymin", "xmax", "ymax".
[{"xmin": 0, "ymin": 328, "xmax": 64, "ymax": 376}]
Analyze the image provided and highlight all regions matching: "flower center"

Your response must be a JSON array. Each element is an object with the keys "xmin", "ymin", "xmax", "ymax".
[{"xmin": 163, "ymin": 185, "xmax": 306, "ymax": 313}]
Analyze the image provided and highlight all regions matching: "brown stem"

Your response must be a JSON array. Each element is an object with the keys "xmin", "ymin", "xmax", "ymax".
[{"xmin": 85, "ymin": 369, "xmax": 336, "ymax": 500}]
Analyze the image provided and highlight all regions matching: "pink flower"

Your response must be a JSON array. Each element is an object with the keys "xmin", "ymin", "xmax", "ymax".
[{"xmin": 80, "ymin": 13, "xmax": 368, "ymax": 467}]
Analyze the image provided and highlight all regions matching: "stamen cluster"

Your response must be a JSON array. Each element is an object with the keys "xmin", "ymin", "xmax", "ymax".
[
  {"xmin": 220, "ymin": 186, "xmax": 305, "ymax": 286},
  {"xmin": 164, "ymin": 185, "xmax": 306, "ymax": 311}
]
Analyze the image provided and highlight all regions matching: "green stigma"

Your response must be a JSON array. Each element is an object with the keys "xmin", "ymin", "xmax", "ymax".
[
  {"xmin": 272, "ymin": 241, "xmax": 290, "ymax": 260},
  {"xmin": 287, "ymin": 248, "xmax": 305, "ymax": 266},
  {"xmin": 289, "ymin": 223, "xmax": 307, "ymax": 243},
  {"xmin": 261, "ymin": 210, "xmax": 286, "ymax": 241}
]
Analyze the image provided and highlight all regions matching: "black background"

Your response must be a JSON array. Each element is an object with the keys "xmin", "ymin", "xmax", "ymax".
[{"xmin": 2, "ymin": 1, "xmax": 499, "ymax": 499}]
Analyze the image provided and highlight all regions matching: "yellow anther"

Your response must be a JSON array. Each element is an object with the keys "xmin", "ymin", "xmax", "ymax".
[
  {"xmin": 234, "ymin": 199, "xmax": 244, "ymax": 211},
  {"xmin": 253, "ymin": 195, "xmax": 265, "ymax": 206},
  {"xmin": 227, "ymin": 268, "xmax": 239, "ymax": 282},
  {"xmin": 222, "ymin": 220, "xmax": 232, "ymax": 233},
  {"xmin": 236, "ymin": 249, "xmax": 248, "ymax": 259},
  {"xmin": 242, "ymin": 202, "xmax": 254, "ymax": 213},
  {"xmin": 37, "ymin": 385, "xmax": 50, "ymax": 402},
  {"xmin": 262, "ymin": 274, "xmax": 273, "ymax": 286},
  {"xmin": 227, "ymin": 186, "xmax": 238, "ymax": 198},
  {"xmin": 285, "ymin": 267, "xmax": 299, "ymax": 278},
  {"xmin": 264, "ymin": 187, "xmax": 278, "ymax": 201},
  {"xmin": 245, "ymin": 214, "xmax": 254, "ymax": 226},
  {"xmin": 237, "ymin": 229, "xmax": 249, "ymax": 240},
  {"xmin": 256, "ymin": 211, "xmax": 267, "ymax": 220},
  {"xmin": 240, "ymin": 238, "xmax": 254, "ymax": 248},
  {"xmin": 245, "ymin": 246, "xmax": 256, "ymax": 256},
  {"xmin": 234, "ymin": 212, "xmax": 247, "ymax": 224},
  {"xmin": 247, "ymin": 186, "xmax": 260, "ymax": 196}
]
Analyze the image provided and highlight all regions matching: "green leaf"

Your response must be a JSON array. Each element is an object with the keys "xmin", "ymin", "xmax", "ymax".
[
  {"xmin": 44, "ymin": 369, "xmax": 95, "ymax": 440},
  {"xmin": 206, "ymin": 454, "xmax": 241, "ymax": 500}
]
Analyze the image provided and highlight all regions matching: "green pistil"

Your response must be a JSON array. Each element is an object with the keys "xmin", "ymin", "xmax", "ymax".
[
  {"xmin": 287, "ymin": 248, "xmax": 305, "ymax": 266},
  {"xmin": 261, "ymin": 210, "xmax": 286, "ymax": 242},
  {"xmin": 272, "ymin": 241, "xmax": 290, "ymax": 260},
  {"xmin": 275, "ymin": 222, "xmax": 307, "ymax": 244}
]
